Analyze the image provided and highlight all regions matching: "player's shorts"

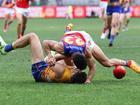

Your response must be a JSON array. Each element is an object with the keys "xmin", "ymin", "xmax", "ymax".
[
  {"xmin": 106, "ymin": 5, "xmax": 121, "ymax": 16},
  {"xmin": 15, "ymin": 6, "xmax": 29, "ymax": 17},
  {"xmin": 120, "ymin": 6, "xmax": 130, "ymax": 14},
  {"xmin": 32, "ymin": 61, "xmax": 48, "ymax": 82},
  {"xmin": 4, "ymin": 8, "xmax": 15, "ymax": 17},
  {"xmin": 79, "ymin": 31, "xmax": 95, "ymax": 49}
]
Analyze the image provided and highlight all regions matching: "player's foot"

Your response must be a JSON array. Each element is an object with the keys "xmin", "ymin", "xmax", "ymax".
[
  {"xmin": 0, "ymin": 43, "xmax": 7, "ymax": 55},
  {"xmin": 100, "ymin": 33, "xmax": 106, "ymax": 39},
  {"xmin": 108, "ymin": 43, "xmax": 113, "ymax": 47},
  {"xmin": 3, "ymin": 29, "xmax": 7, "ymax": 33},
  {"xmin": 127, "ymin": 60, "xmax": 140, "ymax": 74}
]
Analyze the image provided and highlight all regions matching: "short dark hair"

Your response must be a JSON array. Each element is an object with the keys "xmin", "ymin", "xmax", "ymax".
[
  {"xmin": 71, "ymin": 72, "xmax": 87, "ymax": 84},
  {"xmin": 72, "ymin": 52, "xmax": 87, "ymax": 70}
]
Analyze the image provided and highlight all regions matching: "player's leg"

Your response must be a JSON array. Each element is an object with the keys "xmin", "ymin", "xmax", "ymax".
[
  {"xmin": 109, "ymin": 12, "xmax": 120, "ymax": 47},
  {"xmin": 7, "ymin": 14, "xmax": 15, "ymax": 31},
  {"xmin": 3, "ymin": 14, "xmax": 9, "ymax": 32},
  {"xmin": 21, "ymin": 15, "xmax": 27, "ymax": 36},
  {"xmin": 0, "ymin": 33, "xmax": 44, "ymax": 64},
  {"xmin": 124, "ymin": 12, "xmax": 130, "ymax": 30},
  {"xmin": 91, "ymin": 44, "xmax": 140, "ymax": 73},
  {"xmin": 100, "ymin": 15, "xmax": 109, "ymax": 39},
  {"xmin": 119, "ymin": 13, "xmax": 125, "ymax": 31},
  {"xmin": 16, "ymin": 12, "xmax": 22, "ymax": 38}
]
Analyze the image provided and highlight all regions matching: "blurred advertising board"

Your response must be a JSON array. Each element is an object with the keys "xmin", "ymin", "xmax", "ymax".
[{"xmin": 0, "ymin": 6, "xmax": 140, "ymax": 18}]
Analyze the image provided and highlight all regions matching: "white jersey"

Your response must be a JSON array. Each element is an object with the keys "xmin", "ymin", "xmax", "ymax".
[{"xmin": 64, "ymin": 31, "xmax": 95, "ymax": 49}]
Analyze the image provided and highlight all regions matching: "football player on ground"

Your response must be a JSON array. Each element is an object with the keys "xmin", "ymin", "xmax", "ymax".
[
  {"xmin": 2, "ymin": 0, "xmax": 15, "ymax": 33},
  {"xmin": 43, "ymin": 25, "xmax": 140, "ymax": 83},
  {"xmin": 0, "ymin": 33, "xmax": 87, "ymax": 83}
]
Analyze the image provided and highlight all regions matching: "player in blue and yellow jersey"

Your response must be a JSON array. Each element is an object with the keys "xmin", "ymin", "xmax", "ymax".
[
  {"xmin": 0, "ymin": 33, "xmax": 87, "ymax": 83},
  {"xmin": 119, "ymin": 0, "xmax": 131, "ymax": 31},
  {"xmin": 2, "ymin": 0, "xmax": 15, "ymax": 32},
  {"xmin": 105, "ymin": 0, "xmax": 122, "ymax": 46}
]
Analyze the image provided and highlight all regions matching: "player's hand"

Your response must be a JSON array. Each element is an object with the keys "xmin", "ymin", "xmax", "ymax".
[
  {"xmin": 85, "ymin": 79, "xmax": 91, "ymax": 84},
  {"xmin": 48, "ymin": 55, "xmax": 56, "ymax": 66}
]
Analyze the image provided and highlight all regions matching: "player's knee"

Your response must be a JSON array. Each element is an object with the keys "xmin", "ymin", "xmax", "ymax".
[
  {"xmin": 43, "ymin": 40, "xmax": 48, "ymax": 46},
  {"xmin": 29, "ymin": 33, "xmax": 38, "ymax": 40},
  {"xmin": 111, "ymin": 23, "xmax": 116, "ymax": 28}
]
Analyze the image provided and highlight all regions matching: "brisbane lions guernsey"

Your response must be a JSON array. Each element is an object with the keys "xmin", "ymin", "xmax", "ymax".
[{"xmin": 62, "ymin": 31, "xmax": 86, "ymax": 56}]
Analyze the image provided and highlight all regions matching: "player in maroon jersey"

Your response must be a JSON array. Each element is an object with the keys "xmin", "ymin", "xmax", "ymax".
[{"xmin": 15, "ymin": 0, "xmax": 34, "ymax": 39}]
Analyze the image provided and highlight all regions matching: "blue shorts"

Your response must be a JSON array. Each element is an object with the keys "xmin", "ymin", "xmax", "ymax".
[
  {"xmin": 106, "ymin": 5, "xmax": 121, "ymax": 16},
  {"xmin": 120, "ymin": 7, "xmax": 130, "ymax": 13},
  {"xmin": 32, "ymin": 61, "xmax": 48, "ymax": 82}
]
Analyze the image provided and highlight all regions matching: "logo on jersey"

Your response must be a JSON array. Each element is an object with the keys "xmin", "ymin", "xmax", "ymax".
[{"xmin": 63, "ymin": 35, "xmax": 85, "ymax": 46}]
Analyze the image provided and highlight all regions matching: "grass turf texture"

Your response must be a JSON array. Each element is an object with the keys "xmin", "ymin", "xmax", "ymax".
[{"xmin": 0, "ymin": 18, "xmax": 140, "ymax": 105}]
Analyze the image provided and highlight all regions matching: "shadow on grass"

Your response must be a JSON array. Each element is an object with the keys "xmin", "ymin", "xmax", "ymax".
[
  {"xmin": 0, "ymin": 79, "xmax": 140, "ymax": 88},
  {"xmin": 93, "ymin": 79, "xmax": 140, "ymax": 86}
]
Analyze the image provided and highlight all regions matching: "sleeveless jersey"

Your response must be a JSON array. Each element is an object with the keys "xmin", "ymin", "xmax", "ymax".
[
  {"xmin": 41, "ymin": 66, "xmax": 72, "ymax": 83},
  {"xmin": 62, "ymin": 31, "xmax": 86, "ymax": 56},
  {"xmin": 16, "ymin": 0, "xmax": 29, "ymax": 8}
]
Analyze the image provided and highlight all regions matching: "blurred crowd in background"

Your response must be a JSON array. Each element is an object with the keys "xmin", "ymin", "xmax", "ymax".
[{"xmin": 0, "ymin": 0, "xmax": 140, "ymax": 6}]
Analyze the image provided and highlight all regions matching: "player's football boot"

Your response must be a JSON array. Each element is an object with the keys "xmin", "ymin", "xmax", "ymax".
[
  {"xmin": 0, "ymin": 43, "xmax": 7, "ymax": 55},
  {"xmin": 127, "ymin": 60, "xmax": 140, "ymax": 74}
]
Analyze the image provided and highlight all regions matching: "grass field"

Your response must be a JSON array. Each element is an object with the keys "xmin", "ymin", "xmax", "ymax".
[{"xmin": 0, "ymin": 18, "xmax": 140, "ymax": 105}]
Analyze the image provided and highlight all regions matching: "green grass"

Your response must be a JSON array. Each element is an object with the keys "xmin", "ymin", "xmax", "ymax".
[{"xmin": 0, "ymin": 18, "xmax": 140, "ymax": 105}]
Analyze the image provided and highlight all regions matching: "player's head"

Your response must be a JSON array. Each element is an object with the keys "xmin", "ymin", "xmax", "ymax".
[
  {"xmin": 71, "ymin": 52, "xmax": 87, "ymax": 70},
  {"xmin": 65, "ymin": 23, "xmax": 73, "ymax": 32},
  {"xmin": 71, "ymin": 72, "xmax": 87, "ymax": 84}
]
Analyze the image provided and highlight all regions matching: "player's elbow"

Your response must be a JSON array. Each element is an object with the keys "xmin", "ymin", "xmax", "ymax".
[{"xmin": 43, "ymin": 40, "xmax": 48, "ymax": 46}]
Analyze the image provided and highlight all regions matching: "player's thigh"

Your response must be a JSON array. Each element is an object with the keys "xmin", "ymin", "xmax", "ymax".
[
  {"xmin": 119, "ymin": 14, "xmax": 125, "ymax": 22},
  {"xmin": 107, "ymin": 16, "xmax": 112, "ymax": 27},
  {"xmin": 16, "ymin": 12, "xmax": 23, "ymax": 23},
  {"xmin": 22, "ymin": 15, "xmax": 28, "ymax": 24},
  {"xmin": 112, "ymin": 13, "xmax": 120, "ymax": 25},
  {"xmin": 92, "ymin": 44, "xmax": 109, "ymax": 63}
]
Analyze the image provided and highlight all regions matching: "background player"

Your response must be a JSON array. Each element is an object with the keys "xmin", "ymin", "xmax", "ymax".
[
  {"xmin": 105, "ymin": 0, "xmax": 121, "ymax": 47},
  {"xmin": 119, "ymin": 0, "xmax": 131, "ymax": 31},
  {"xmin": 2, "ymin": 0, "xmax": 15, "ymax": 33},
  {"xmin": 0, "ymin": 33, "xmax": 87, "ymax": 83},
  {"xmin": 15, "ymin": 0, "xmax": 34, "ymax": 39},
  {"xmin": 100, "ymin": 0, "xmax": 110, "ymax": 39}
]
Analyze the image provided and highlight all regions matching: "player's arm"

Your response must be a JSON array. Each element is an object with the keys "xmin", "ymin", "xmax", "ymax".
[
  {"xmin": 2, "ymin": 0, "xmax": 7, "ymax": 7},
  {"xmin": 43, "ymin": 40, "xmax": 64, "ymax": 65},
  {"xmin": 55, "ymin": 54, "xmax": 66, "ymax": 61},
  {"xmin": 85, "ymin": 48, "xmax": 96, "ymax": 84}
]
